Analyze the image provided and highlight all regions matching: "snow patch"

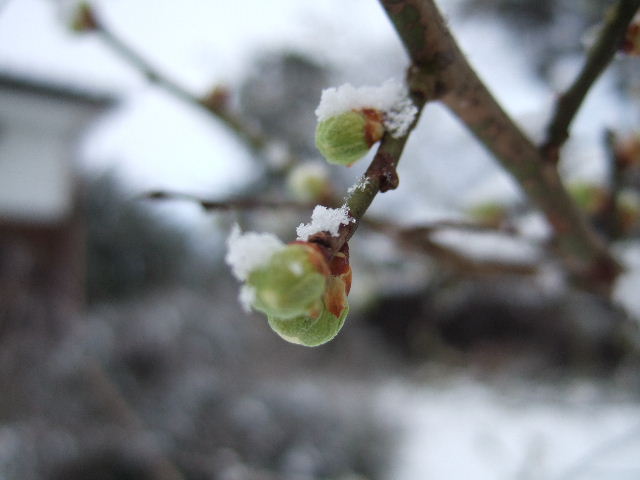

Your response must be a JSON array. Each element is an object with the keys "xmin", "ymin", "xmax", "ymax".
[
  {"xmin": 296, "ymin": 205, "xmax": 354, "ymax": 240},
  {"xmin": 315, "ymin": 80, "xmax": 417, "ymax": 138},
  {"xmin": 225, "ymin": 224, "xmax": 285, "ymax": 281},
  {"xmin": 238, "ymin": 284, "xmax": 256, "ymax": 312}
]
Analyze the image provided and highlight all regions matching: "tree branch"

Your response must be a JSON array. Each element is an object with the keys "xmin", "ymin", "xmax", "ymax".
[
  {"xmin": 378, "ymin": 0, "xmax": 623, "ymax": 295},
  {"xmin": 138, "ymin": 190, "xmax": 313, "ymax": 212},
  {"xmin": 306, "ymin": 82, "xmax": 430, "ymax": 257},
  {"xmin": 93, "ymin": 17, "xmax": 267, "ymax": 152},
  {"xmin": 542, "ymin": 0, "xmax": 640, "ymax": 163}
]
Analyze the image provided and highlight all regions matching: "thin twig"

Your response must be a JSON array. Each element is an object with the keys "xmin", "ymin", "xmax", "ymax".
[
  {"xmin": 138, "ymin": 190, "xmax": 313, "ymax": 212},
  {"xmin": 366, "ymin": 220, "xmax": 539, "ymax": 276},
  {"xmin": 83, "ymin": 360, "xmax": 186, "ymax": 480},
  {"xmin": 306, "ymin": 79, "xmax": 430, "ymax": 258},
  {"xmin": 93, "ymin": 17, "xmax": 267, "ymax": 152},
  {"xmin": 542, "ymin": 1, "xmax": 640, "ymax": 163},
  {"xmin": 378, "ymin": 0, "xmax": 622, "ymax": 296},
  {"xmin": 141, "ymin": 189, "xmax": 535, "ymax": 275},
  {"xmin": 599, "ymin": 129, "xmax": 625, "ymax": 239}
]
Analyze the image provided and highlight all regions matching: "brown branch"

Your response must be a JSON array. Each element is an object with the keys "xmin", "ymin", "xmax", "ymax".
[
  {"xmin": 542, "ymin": 1, "xmax": 640, "ymax": 163},
  {"xmin": 365, "ymin": 220, "xmax": 539, "ymax": 276},
  {"xmin": 138, "ymin": 190, "xmax": 313, "ymax": 212},
  {"xmin": 83, "ymin": 360, "xmax": 185, "ymax": 480},
  {"xmin": 378, "ymin": 0, "xmax": 622, "ymax": 296},
  {"xmin": 91, "ymin": 14, "xmax": 267, "ymax": 152},
  {"xmin": 306, "ymin": 78, "xmax": 430, "ymax": 258}
]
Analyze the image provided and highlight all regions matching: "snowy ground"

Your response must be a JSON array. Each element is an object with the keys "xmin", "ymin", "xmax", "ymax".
[{"xmin": 379, "ymin": 378, "xmax": 640, "ymax": 480}]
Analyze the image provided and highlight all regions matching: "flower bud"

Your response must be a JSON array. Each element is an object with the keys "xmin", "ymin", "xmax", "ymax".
[
  {"xmin": 568, "ymin": 183, "xmax": 608, "ymax": 215},
  {"xmin": 63, "ymin": 2, "xmax": 98, "ymax": 32},
  {"xmin": 468, "ymin": 202, "xmax": 509, "ymax": 228},
  {"xmin": 287, "ymin": 162, "xmax": 332, "ymax": 203},
  {"xmin": 622, "ymin": 14, "xmax": 640, "ymax": 56},
  {"xmin": 246, "ymin": 243, "xmax": 329, "ymax": 320},
  {"xmin": 315, "ymin": 109, "xmax": 384, "ymax": 166},
  {"xmin": 267, "ymin": 275, "xmax": 349, "ymax": 347}
]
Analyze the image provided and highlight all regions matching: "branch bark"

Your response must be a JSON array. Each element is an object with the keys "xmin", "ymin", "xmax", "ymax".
[
  {"xmin": 307, "ymin": 83, "xmax": 430, "ymax": 257},
  {"xmin": 93, "ymin": 18, "xmax": 267, "ymax": 153},
  {"xmin": 378, "ymin": 0, "xmax": 624, "ymax": 295},
  {"xmin": 542, "ymin": 1, "xmax": 640, "ymax": 163}
]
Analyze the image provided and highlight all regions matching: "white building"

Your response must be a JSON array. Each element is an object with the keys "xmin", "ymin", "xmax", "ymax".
[{"xmin": 0, "ymin": 72, "xmax": 113, "ymax": 336}]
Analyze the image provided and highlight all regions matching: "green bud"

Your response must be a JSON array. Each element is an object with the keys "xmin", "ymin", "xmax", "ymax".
[
  {"xmin": 247, "ymin": 244, "xmax": 328, "ymax": 320},
  {"xmin": 287, "ymin": 163, "xmax": 332, "ymax": 203},
  {"xmin": 69, "ymin": 2, "xmax": 98, "ymax": 32},
  {"xmin": 266, "ymin": 274, "xmax": 349, "ymax": 347},
  {"xmin": 568, "ymin": 182, "xmax": 607, "ymax": 215},
  {"xmin": 268, "ymin": 303, "xmax": 348, "ymax": 347},
  {"xmin": 315, "ymin": 109, "xmax": 384, "ymax": 166}
]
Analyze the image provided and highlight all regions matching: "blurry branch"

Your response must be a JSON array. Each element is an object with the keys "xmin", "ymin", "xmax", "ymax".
[
  {"xmin": 83, "ymin": 360, "xmax": 186, "ymax": 480},
  {"xmin": 601, "ymin": 129, "xmax": 625, "ymax": 239},
  {"xmin": 91, "ymin": 14, "xmax": 267, "ymax": 152},
  {"xmin": 542, "ymin": 1, "xmax": 640, "ymax": 163},
  {"xmin": 378, "ymin": 0, "xmax": 624, "ymax": 296},
  {"xmin": 366, "ymin": 220, "xmax": 539, "ymax": 276},
  {"xmin": 143, "ymin": 189, "xmax": 538, "ymax": 276},
  {"xmin": 138, "ymin": 190, "xmax": 313, "ymax": 212}
]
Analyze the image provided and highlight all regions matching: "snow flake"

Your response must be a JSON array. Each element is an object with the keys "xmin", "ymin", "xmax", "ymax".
[
  {"xmin": 296, "ymin": 205, "xmax": 354, "ymax": 241},
  {"xmin": 347, "ymin": 175, "xmax": 372, "ymax": 195}
]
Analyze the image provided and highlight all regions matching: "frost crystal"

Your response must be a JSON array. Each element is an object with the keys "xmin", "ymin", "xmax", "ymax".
[
  {"xmin": 225, "ymin": 225, "xmax": 285, "ymax": 281},
  {"xmin": 315, "ymin": 79, "xmax": 417, "ymax": 138},
  {"xmin": 347, "ymin": 175, "xmax": 371, "ymax": 195},
  {"xmin": 296, "ymin": 205, "xmax": 354, "ymax": 241}
]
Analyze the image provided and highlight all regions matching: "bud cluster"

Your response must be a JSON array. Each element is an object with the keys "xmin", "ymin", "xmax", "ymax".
[{"xmin": 226, "ymin": 228, "xmax": 351, "ymax": 347}]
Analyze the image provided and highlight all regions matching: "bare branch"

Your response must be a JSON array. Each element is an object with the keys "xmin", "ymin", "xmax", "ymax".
[
  {"xmin": 378, "ymin": 0, "xmax": 622, "ymax": 295},
  {"xmin": 93, "ymin": 16, "xmax": 267, "ymax": 152},
  {"xmin": 542, "ymin": 1, "xmax": 640, "ymax": 163},
  {"xmin": 138, "ymin": 190, "xmax": 313, "ymax": 212},
  {"xmin": 305, "ymin": 80, "xmax": 430, "ymax": 258}
]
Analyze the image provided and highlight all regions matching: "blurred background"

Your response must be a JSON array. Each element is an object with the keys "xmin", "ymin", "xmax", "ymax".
[{"xmin": 2, "ymin": 0, "xmax": 640, "ymax": 478}]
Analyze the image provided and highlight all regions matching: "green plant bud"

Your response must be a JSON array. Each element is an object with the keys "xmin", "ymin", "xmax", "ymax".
[
  {"xmin": 622, "ymin": 15, "xmax": 640, "ymax": 56},
  {"xmin": 315, "ymin": 109, "xmax": 384, "ymax": 166},
  {"xmin": 468, "ymin": 202, "xmax": 508, "ymax": 228},
  {"xmin": 287, "ymin": 163, "xmax": 332, "ymax": 203},
  {"xmin": 267, "ymin": 274, "xmax": 349, "ymax": 347},
  {"xmin": 568, "ymin": 183, "xmax": 607, "ymax": 215},
  {"xmin": 247, "ymin": 244, "xmax": 328, "ymax": 320},
  {"xmin": 69, "ymin": 2, "xmax": 98, "ymax": 32},
  {"xmin": 268, "ymin": 302, "xmax": 348, "ymax": 347}
]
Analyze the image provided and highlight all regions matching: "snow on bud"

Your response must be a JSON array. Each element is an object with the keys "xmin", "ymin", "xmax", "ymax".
[
  {"xmin": 225, "ymin": 225, "xmax": 352, "ymax": 347},
  {"xmin": 314, "ymin": 80, "xmax": 417, "ymax": 166},
  {"xmin": 247, "ymin": 243, "xmax": 329, "ymax": 320},
  {"xmin": 315, "ymin": 109, "xmax": 384, "ymax": 166}
]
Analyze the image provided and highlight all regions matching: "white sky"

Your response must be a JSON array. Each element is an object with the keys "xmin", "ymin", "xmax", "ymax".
[
  {"xmin": 1, "ymin": 0, "xmax": 629, "ymax": 201},
  {"xmin": 0, "ymin": 0, "xmax": 635, "ymax": 227},
  {"xmin": 0, "ymin": 0, "xmax": 402, "ymax": 198}
]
